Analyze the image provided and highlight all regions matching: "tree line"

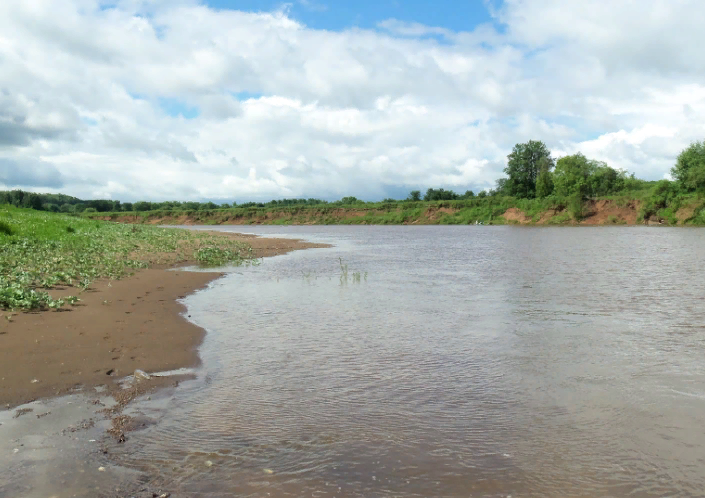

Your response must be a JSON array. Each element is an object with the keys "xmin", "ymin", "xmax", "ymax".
[
  {"xmin": 0, "ymin": 191, "xmax": 341, "ymax": 213},
  {"xmin": 491, "ymin": 138, "xmax": 705, "ymax": 200},
  {"xmin": 2, "ymin": 138, "xmax": 703, "ymax": 214},
  {"xmin": 0, "ymin": 191, "xmax": 126, "ymax": 213}
]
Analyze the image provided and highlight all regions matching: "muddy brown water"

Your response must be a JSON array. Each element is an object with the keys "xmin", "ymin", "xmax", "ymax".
[{"xmin": 5, "ymin": 226, "xmax": 705, "ymax": 497}]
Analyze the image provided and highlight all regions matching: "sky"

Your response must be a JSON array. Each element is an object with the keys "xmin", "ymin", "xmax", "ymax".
[{"xmin": 0, "ymin": 0, "xmax": 704, "ymax": 202}]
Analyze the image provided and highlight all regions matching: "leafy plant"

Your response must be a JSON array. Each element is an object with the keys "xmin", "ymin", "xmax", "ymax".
[
  {"xmin": 0, "ymin": 220, "xmax": 13, "ymax": 236},
  {"xmin": 671, "ymin": 139, "xmax": 705, "ymax": 191},
  {"xmin": 568, "ymin": 193, "xmax": 584, "ymax": 220},
  {"xmin": 195, "ymin": 245, "xmax": 256, "ymax": 267},
  {"xmin": 503, "ymin": 140, "xmax": 554, "ymax": 198},
  {"xmin": 339, "ymin": 258, "xmax": 366, "ymax": 285},
  {"xmin": 0, "ymin": 205, "xmax": 257, "ymax": 310}
]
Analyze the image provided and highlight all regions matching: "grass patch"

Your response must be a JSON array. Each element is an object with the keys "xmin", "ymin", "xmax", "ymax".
[
  {"xmin": 0, "ymin": 219, "xmax": 12, "ymax": 236},
  {"xmin": 0, "ymin": 205, "xmax": 255, "ymax": 311},
  {"xmin": 545, "ymin": 212, "xmax": 572, "ymax": 225}
]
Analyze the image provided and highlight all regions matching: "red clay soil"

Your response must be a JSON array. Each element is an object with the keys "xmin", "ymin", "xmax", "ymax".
[
  {"xmin": 580, "ymin": 199, "xmax": 640, "ymax": 225},
  {"xmin": 100, "ymin": 209, "xmax": 378, "ymax": 225},
  {"xmin": 0, "ymin": 232, "xmax": 329, "ymax": 409},
  {"xmin": 502, "ymin": 208, "xmax": 533, "ymax": 224},
  {"xmin": 503, "ymin": 200, "xmax": 642, "ymax": 226}
]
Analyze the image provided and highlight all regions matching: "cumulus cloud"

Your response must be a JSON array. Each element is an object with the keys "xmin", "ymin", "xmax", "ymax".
[{"xmin": 0, "ymin": 0, "xmax": 703, "ymax": 201}]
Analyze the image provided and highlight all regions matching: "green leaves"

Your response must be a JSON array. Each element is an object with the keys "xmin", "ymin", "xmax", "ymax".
[
  {"xmin": 0, "ymin": 205, "xmax": 256, "ymax": 311},
  {"xmin": 672, "ymin": 139, "xmax": 705, "ymax": 192},
  {"xmin": 535, "ymin": 158, "xmax": 555, "ymax": 199},
  {"xmin": 194, "ymin": 245, "xmax": 253, "ymax": 267},
  {"xmin": 0, "ymin": 281, "xmax": 58, "ymax": 310},
  {"xmin": 0, "ymin": 220, "xmax": 12, "ymax": 236},
  {"xmin": 503, "ymin": 140, "xmax": 554, "ymax": 199},
  {"xmin": 553, "ymin": 153, "xmax": 594, "ymax": 198}
]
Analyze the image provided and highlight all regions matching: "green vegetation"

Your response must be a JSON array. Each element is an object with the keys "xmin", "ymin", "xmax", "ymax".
[
  {"xmin": 501, "ymin": 140, "xmax": 554, "ymax": 199},
  {"xmin": 535, "ymin": 157, "xmax": 555, "ymax": 198},
  {"xmin": 422, "ymin": 188, "xmax": 476, "ymax": 201},
  {"xmin": 76, "ymin": 182, "xmax": 703, "ymax": 226},
  {"xmin": 0, "ymin": 206, "xmax": 255, "ymax": 311},
  {"xmin": 0, "ymin": 219, "xmax": 12, "ymax": 236},
  {"xmin": 672, "ymin": 140, "xmax": 705, "ymax": 192},
  {"xmin": 194, "ymin": 246, "xmax": 254, "ymax": 267},
  {"xmin": 6, "ymin": 138, "xmax": 705, "ymax": 227},
  {"xmin": 339, "ymin": 258, "xmax": 366, "ymax": 285}
]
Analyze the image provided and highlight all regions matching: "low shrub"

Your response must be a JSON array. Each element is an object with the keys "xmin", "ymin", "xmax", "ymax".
[{"xmin": 0, "ymin": 220, "xmax": 12, "ymax": 236}]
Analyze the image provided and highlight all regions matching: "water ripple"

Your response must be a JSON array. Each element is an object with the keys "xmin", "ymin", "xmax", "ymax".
[{"xmin": 112, "ymin": 226, "xmax": 705, "ymax": 497}]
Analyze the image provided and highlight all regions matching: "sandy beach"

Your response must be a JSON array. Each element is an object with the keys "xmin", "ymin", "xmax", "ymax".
[{"xmin": 0, "ymin": 231, "xmax": 328, "ymax": 409}]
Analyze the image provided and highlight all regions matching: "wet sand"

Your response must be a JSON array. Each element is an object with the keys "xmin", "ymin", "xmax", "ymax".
[{"xmin": 0, "ymin": 231, "xmax": 329, "ymax": 409}]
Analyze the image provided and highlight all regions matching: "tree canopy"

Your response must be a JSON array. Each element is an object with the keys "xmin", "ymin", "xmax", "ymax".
[
  {"xmin": 503, "ymin": 140, "xmax": 554, "ymax": 198},
  {"xmin": 553, "ymin": 153, "xmax": 594, "ymax": 197},
  {"xmin": 671, "ymin": 139, "xmax": 705, "ymax": 191}
]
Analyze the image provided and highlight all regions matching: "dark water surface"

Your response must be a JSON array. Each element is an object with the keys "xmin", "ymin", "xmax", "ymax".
[{"xmin": 114, "ymin": 226, "xmax": 705, "ymax": 497}]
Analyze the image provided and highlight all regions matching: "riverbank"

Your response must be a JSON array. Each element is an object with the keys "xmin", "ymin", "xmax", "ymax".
[
  {"xmin": 0, "ymin": 226, "xmax": 329, "ymax": 408},
  {"xmin": 87, "ymin": 196, "xmax": 705, "ymax": 226}
]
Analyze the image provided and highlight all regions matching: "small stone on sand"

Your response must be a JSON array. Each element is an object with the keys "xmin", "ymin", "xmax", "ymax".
[{"xmin": 134, "ymin": 369, "xmax": 151, "ymax": 382}]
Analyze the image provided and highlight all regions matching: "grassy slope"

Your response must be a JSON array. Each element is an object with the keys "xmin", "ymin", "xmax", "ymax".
[
  {"xmin": 85, "ymin": 189, "xmax": 705, "ymax": 227},
  {"xmin": 0, "ymin": 205, "xmax": 255, "ymax": 310}
]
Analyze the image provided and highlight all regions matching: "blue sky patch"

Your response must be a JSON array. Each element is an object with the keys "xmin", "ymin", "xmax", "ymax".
[
  {"xmin": 232, "ymin": 91, "xmax": 264, "ymax": 101},
  {"xmin": 158, "ymin": 98, "xmax": 200, "ymax": 119},
  {"xmin": 202, "ymin": 0, "xmax": 497, "ymax": 33}
]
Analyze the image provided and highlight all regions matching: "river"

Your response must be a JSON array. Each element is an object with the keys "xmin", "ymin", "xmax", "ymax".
[
  {"xmin": 16, "ymin": 225, "xmax": 705, "ymax": 497},
  {"xmin": 104, "ymin": 225, "xmax": 705, "ymax": 497}
]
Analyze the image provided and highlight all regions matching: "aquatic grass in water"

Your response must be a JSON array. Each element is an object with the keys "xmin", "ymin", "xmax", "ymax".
[
  {"xmin": 0, "ymin": 205, "xmax": 255, "ymax": 310},
  {"xmin": 339, "ymin": 257, "xmax": 367, "ymax": 285}
]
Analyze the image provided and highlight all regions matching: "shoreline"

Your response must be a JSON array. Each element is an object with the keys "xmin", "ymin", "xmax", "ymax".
[
  {"xmin": 89, "ymin": 197, "xmax": 705, "ymax": 226},
  {"xmin": 0, "ymin": 231, "xmax": 329, "ymax": 409}
]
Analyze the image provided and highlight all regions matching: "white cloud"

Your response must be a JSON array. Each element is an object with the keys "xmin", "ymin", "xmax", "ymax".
[{"xmin": 0, "ymin": 0, "xmax": 703, "ymax": 201}]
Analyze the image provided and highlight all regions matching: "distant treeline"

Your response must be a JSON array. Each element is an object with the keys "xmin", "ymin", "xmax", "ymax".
[
  {"xmin": 0, "ymin": 189, "xmax": 485, "ymax": 213},
  {"xmin": 0, "ymin": 188, "xmax": 499, "ymax": 214},
  {"xmin": 0, "ymin": 190, "xmax": 124, "ymax": 213},
  {"xmin": 2, "ymin": 138, "xmax": 702, "ymax": 215}
]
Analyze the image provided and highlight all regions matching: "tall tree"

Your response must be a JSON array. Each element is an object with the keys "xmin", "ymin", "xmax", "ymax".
[
  {"xmin": 26, "ymin": 193, "xmax": 43, "ymax": 210},
  {"xmin": 423, "ymin": 188, "xmax": 459, "ymax": 201},
  {"xmin": 553, "ymin": 153, "xmax": 596, "ymax": 197},
  {"xmin": 503, "ymin": 140, "xmax": 554, "ymax": 198},
  {"xmin": 671, "ymin": 139, "xmax": 705, "ymax": 191},
  {"xmin": 588, "ymin": 164, "xmax": 625, "ymax": 196},
  {"xmin": 535, "ymin": 157, "xmax": 555, "ymax": 198}
]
